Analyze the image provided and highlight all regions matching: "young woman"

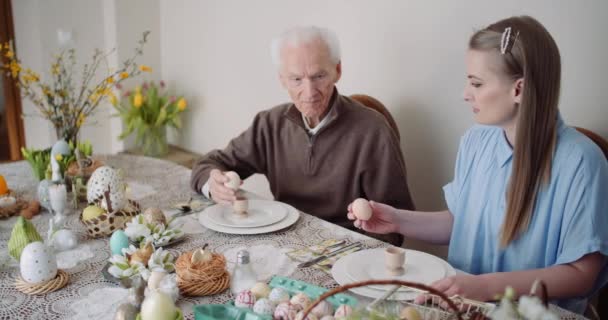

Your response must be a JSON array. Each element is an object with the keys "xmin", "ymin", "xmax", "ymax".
[{"xmin": 347, "ymin": 16, "xmax": 607, "ymax": 313}]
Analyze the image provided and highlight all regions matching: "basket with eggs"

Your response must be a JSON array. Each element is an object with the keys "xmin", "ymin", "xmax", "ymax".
[{"xmin": 80, "ymin": 166, "xmax": 141, "ymax": 237}]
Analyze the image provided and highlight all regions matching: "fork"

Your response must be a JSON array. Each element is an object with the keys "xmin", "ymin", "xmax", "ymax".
[{"xmin": 298, "ymin": 242, "xmax": 362, "ymax": 268}]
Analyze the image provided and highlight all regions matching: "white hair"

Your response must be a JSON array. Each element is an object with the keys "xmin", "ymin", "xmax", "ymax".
[{"xmin": 270, "ymin": 26, "xmax": 341, "ymax": 68}]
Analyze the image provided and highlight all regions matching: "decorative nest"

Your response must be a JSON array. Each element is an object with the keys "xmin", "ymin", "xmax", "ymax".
[
  {"xmin": 65, "ymin": 158, "xmax": 104, "ymax": 180},
  {"xmin": 0, "ymin": 191, "xmax": 29, "ymax": 219},
  {"xmin": 80, "ymin": 199, "xmax": 141, "ymax": 238},
  {"xmin": 15, "ymin": 269, "xmax": 69, "ymax": 295},
  {"xmin": 175, "ymin": 250, "xmax": 230, "ymax": 296}
]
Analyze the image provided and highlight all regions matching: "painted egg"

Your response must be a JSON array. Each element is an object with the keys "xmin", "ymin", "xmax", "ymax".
[
  {"xmin": 268, "ymin": 287, "xmax": 290, "ymax": 304},
  {"xmin": 352, "ymin": 198, "xmax": 372, "ymax": 220},
  {"xmin": 235, "ymin": 290, "xmax": 256, "ymax": 309},
  {"xmin": 110, "ymin": 230, "xmax": 130, "ymax": 255},
  {"xmin": 274, "ymin": 302, "xmax": 298, "ymax": 320},
  {"xmin": 52, "ymin": 229, "xmax": 78, "ymax": 251},
  {"xmin": 0, "ymin": 174, "xmax": 8, "ymax": 195},
  {"xmin": 37, "ymin": 180, "xmax": 51, "ymax": 209},
  {"xmin": 20, "ymin": 242, "xmax": 57, "ymax": 284},
  {"xmin": 224, "ymin": 171, "xmax": 241, "ymax": 190},
  {"xmin": 87, "ymin": 166, "xmax": 127, "ymax": 212},
  {"xmin": 290, "ymin": 292, "xmax": 311, "ymax": 310},
  {"xmin": 296, "ymin": 311, "xmax": 319, "ymax": 320},
  {"xmin": 51, "ymin": 139, "xmax": 71, "ymax": 157},
  {"xmin": 311, "ymin": 301, "xmax": 334, "ymax": 318},
  {"xmin": 143, "ymin": 207, "xmax": 167, "ymax": 226},
  {"xmin": 140, "ymin": 291, "xmax": 177, "ymax": 320},
  {"xmin": 253, "ymin": 298, "xmax": 274, "ymax": 316},
  {"xmin": 250, "ymin": 282, "xmax": 271, "ymax": 299},
  {"xmin": 334, "ymin": 305, "xmax": 353, "ymax": 318}
]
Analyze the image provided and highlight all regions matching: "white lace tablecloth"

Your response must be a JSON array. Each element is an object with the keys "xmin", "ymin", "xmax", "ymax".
[{"xmin": 0, "ymin": 155, "xmax": 585, "ymax": 320}]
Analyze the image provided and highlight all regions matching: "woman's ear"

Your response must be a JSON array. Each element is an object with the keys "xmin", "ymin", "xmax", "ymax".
[{"xmin": 513, "ymin": 78, "xmax": 524, "ymax": 104}]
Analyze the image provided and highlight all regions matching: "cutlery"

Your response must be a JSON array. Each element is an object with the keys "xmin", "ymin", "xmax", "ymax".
[
  {"xmin": 298, "ymin": 242, "xmax": 362, "ymax": 268},
  {"xmin": 320, "ymin": 240, "xmax": 347, "ymax": 254}
]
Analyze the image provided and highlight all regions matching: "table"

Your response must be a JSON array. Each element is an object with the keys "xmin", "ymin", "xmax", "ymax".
[{"xmin": 0, "ymin": 155, "xmax": 586, "ymax": 319}]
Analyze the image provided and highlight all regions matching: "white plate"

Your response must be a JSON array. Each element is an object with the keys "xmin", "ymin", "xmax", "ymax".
[
  {"xmin": 206, "ymin": 200, "xmax": 288, "ymax": 228},
  {"xmin": 198, "ymin": 201, "xmax": 300, "ymax": 235},
  {"xmin": 332, "ymin": 248, "xmax": 455, "ymax": 300},
  {"xmin": 346, "ymin": 248, "xmax": 447, "ymax": 292}
]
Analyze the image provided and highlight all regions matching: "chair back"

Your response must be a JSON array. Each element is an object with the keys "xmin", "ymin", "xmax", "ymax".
[
  {"xmin": 350, "ymin": 94, "xmax": 400, "ymax": 141},
  {"xmin": 574, "ymin": 127, "xmax": 608, "ymax": 161}
]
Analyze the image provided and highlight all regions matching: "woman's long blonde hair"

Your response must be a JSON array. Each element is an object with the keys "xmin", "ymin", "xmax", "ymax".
[{"xmin": 469, "ymin": 16, "xmax": 561, "ymax": 247}]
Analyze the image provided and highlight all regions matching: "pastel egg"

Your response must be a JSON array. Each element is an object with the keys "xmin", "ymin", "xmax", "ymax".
[
  {"xmin": 253, "ymin": 298, "xmax": 274, "ymax": 316},
  {"xmin": 250, "ymin": 282, "xmax": 271, "ymax": 299},
  {"xmin": 143, "ymin": 207, "xmax": 167, "ymax": 226},
  {"xmin": 235, "ymin": 290, "xmax": 256, "ymax": 309},
  {"xmin": 290, "ymin": 292, "xmax": 311, "ymax": 310},
  {"xmin": 110, "ymin": 230, "xmax": 130, "ymax": 255},
  {"xmin": 140, "ymin": 291, "xmax": 177, "ymax": 320},
  {"xmin": 268, "ymin": 287, "xmax": 290, "ymax": 304},
  {"xmin": 20, "ymin": 242, "xmax": 57, "ymax": 284},
  {"xmin": 274, "ymin": 302, "xmax": 298, "ymax": 320},
  {"xmin": 224, "ymin": 171, "xmax": 241, "ymax": 190},
  {"xmin": 334, "ymin": 305, "xmax": 353, "ymax": 318},
  {"xmin": 352, "ymin": 198, "xmax": 372, "ymax": 220},
  {"xmin": 296, "ymin": 311, "xmax": 319, "ymax": 320},
  {"xmin": 311, "ymin": 301, "xmax": 334, "ymax": 318},
  {"xmin": 51, "ymin": 139, "xmax": 71, "ymax": 156}
]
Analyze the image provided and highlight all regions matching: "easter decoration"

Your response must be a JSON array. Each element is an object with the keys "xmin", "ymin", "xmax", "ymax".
[
  {"xmin": 0, "ymin": 174, "xmax": 29, "ymax": 219},
  {"xmin": 8, "ymin": 216, "xmax": 43, "ymax": 260},
  {"xmin": 14, "ymin": 241, "xmax": 69, "ymax": 295},
  {"xmin": 107, "ymin": 241, "xmax": 175, "ymax": 282},
  {"xmin": 175, "ymin": 244, "xmax": 230, "ymax": 296},
  {"xmin": 81, "ymin": 166, "xmax": 141, "ymax": 238},
  {"xmin": 124, "ymin": 207, "xmax": 185, "ymax": 247}
]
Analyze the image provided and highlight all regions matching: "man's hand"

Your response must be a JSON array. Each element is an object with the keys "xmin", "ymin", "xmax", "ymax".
[
  {"xmin": 208, "ymin": 169, "xmax": 237, "ymax": 204},
  {"xmin": 347, "ymin": 201, "xmax": 401, "ymax": 234}
]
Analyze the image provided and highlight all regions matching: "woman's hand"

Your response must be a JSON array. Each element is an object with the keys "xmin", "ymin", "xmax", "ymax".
[
  {"xmin": 347, "ymin": 201, "xmax": 401, "ymax": 234},
  {"xmin": 415, "ymin": 274, "xmax": 492, "ymax": 304}
]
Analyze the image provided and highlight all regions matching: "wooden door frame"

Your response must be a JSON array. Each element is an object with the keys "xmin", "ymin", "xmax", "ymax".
[{"xmin": 0, "ymin": 0, "xmax": 25, "ymax": 161}]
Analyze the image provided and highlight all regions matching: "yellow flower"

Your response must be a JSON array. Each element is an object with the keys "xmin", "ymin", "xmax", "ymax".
[
  {"xmin": 55, "ymin": 154, "xmax": 63, "ymax": 161},
  {"xmin": 51, "ymin": 64, "xmax": 60, "ymax": 75},
  {"xmin": 5, "ymin": 50, "xmax": 14, "ymax": 58},
  {"xmin": 77, "ymin": 113, "xmax": 86, "ymax": 128},
  {"xmin": 138, "ymin": 65, "xmax": 152, "ymax": 72},
  {"xmin": 109, "ymin": 93, "xmax": 118, "ymax": 106},
  {"xmin": 120, "ymin": 72, "xmax": 129, "ymax": 79},
  {"xmin": 42, "ymin": 86, "xmax": 53, "ymax": 97},
  {"xmin": 133, "ymin": 93, "xmax": 143, "ymax": 108},
  {"xmin": 177, "ymin": 98, "xmax": 187, "ymax": 111},
  {"xmin": 89, "ymin": 93, "xmax": 99, "ymax": 104},
  {"xmin": 9, "ymin": 60, "xmax": 20, "ymax": 78},
  {"xmin": 106, "ymin": 76, "xmax": 115, "ymax": 84}
]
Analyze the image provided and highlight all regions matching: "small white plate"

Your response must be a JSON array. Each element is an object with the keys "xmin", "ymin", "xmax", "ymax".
[
  {"xmin": 198, "ymin": 201, "xmax": 300, "ymax": 235},
  {"xmin": 206, "ymin": 200, "xmax": 288, "ymax": 228},
  {"xmin": 332, "ymin": 248, "xmax": 455, "ymax": 300}
]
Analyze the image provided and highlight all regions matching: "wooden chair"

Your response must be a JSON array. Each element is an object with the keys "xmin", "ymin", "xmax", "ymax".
[{"xmin": 350, "ymin": 94, "xmax": 400, "ymax": 141}]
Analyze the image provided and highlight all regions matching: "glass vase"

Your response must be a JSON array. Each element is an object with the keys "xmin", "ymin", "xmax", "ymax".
[{"xmin": 139, "ymin": 125, "xmax": 168, "ymax": 157}]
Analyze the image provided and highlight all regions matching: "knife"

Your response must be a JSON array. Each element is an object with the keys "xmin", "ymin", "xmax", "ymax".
[{"xmin": 298, "ymin": 242, "xmax": 362, "ymax": 268}]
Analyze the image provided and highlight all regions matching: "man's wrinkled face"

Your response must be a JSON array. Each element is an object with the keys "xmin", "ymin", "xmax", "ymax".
[{"xmin": 279, "ymin": 39, "xmax": 341, "ymax": 120}]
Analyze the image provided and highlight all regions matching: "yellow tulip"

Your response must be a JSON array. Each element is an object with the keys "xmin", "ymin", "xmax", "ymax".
[
  {"xmin": 133, "ymin": 93, "xmax": 143, "ymax": 108},
  {"xmin": 177, "ymin": 98, "xmax": 187, "ymax": 111},
  {"xmin": 55, "ymin": 154, "xmax": 63, "ymax": 161},
  {"xmin": 120, "ymin": 72, "xmax": 129, "ymax": 79},
  {"xmin": 138, "ymin": 65, "xmax": 152, "ymax": 72}
]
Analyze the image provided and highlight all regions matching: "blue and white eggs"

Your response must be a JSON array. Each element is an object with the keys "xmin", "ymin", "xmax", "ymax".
[{"xmin": 253, "ymin": 298, "xmax": 274, "ymax": 316}]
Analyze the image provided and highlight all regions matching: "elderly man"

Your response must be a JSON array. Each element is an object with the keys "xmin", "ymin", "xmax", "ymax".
[{"xmin": 191, "ymin": 26, "xmax": 414, "ymax": 245}]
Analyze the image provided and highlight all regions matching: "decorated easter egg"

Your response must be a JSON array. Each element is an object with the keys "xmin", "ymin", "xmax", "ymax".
[
  {"xmin": 274, "ymin": 302, "xmax": 298, "ymax": 320},
  {"xmin": 296, "ymin": 311, "xmax": 319, "ymax": 320},
  {"xmin": 52, "ymin": 229, "xmax": 78, "ymax": 251},
  {"xmin": 268, "ymin": 287, "xmax": 290, "ymax": 304},
  {"xmin": 143, "ymin": 207, "xmax": 167, "ymax": 226},
  {"xmin": 251, "ymin": 282, "xmax": 271, "ymax": 299},
  {"xmin": 110, "ymin": 230, "xmax": 130, "ymax": 255},
  {"xmin": 311, "ymin": 301, "xmax": 334, "ymax": 318},
  {"xmin": 140, "ymin": 291, "xmax": 177, "ymax": 320},
  {"xmin": 224, "ymin": 171, "xmax": 241, "ymax": 190},
  {"xmin": 86, "ymin": 166, "xmax": 127, "ymax": 212},
  {"xmin": 290, "ymin": 292, "xmax": 311, "ymax": 310},
  {"xmin": 235, "ymin": 290, "xmax": 256, "ymax": 309},
  {"xmin": 352, "ymin": 198, "xmax": 372, "ymax": 220},
  {"xmin": 253, "ymin": 298, "xmax": 274, "ymax": 316},
  {"xmin": 334, "ymin": 305, "xmax": 353, "ymax": 318},
  {"xmin": 51, "ymin": 139, "xmax": 71, "ymax": 157},
  {"xmin": 20, "ymin": 242, "xmax": 57, "ymax": 284}
]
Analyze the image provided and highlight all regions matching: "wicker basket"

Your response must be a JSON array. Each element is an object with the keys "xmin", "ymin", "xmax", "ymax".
[
  {"xmin": 80, "ymin": 199, "xmax": 141, "ymax": 238},
  {"xmin": 0, "ymin": 191, "xmax": 29, "ymax": 219}
]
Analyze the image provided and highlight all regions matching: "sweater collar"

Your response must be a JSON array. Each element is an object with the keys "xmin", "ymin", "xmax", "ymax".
[{"xmin": 283, "ymin": 88, "xmax": 342, "ymax": 131}]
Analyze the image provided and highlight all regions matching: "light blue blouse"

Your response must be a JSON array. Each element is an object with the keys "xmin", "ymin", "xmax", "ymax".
[{"xmin": 444, "ymin": 117, "xmax": 608, "ymax": 313}]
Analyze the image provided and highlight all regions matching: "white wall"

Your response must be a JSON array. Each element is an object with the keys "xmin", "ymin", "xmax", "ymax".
[{"xmin": 12, "ymin": 0, "xmax": 161, "ymax": 153}]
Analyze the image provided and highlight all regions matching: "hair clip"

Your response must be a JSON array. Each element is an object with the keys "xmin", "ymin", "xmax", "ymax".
[{"xmin": 500, "ymin": 27, "xmax": 520, "ymax": 55}]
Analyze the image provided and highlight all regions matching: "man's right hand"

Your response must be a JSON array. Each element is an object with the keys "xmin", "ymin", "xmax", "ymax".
[
  {"xmin": 347, "ymin": 201, "xmax": 401, "ymax": 234},
  {"xmin": 208, "ymin": 169, "xmax": 237, "ymax": 204}
]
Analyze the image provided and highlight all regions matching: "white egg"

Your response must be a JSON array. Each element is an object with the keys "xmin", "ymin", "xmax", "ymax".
[
  {"xmin": 140, "ymin": 291, "xmax": 177, "ymax": 320},
  {"xmin": 20, "ymin": 242, "xmax": 58, "ymax": 284},
  {"xmin": 311, "ymin": 301, "xmax": 334, "ymax": 317},
  {"xmin": 268, "ymin": 287, "xmax": 290, "ymax": 304},
  {"xmin": 290, "ymin": 292, "xmax": 311, "ymax": 310},
  {"xmin": 0, "ymin": 196, "xmax": 16, "ymax": 208},
  {"xmin": 52, "ymin": 229, "xmax": 78, "ymax": 251},
  {"xmin": 352, "ymin": 198, "xmax": 372, "ymax": 220},
  {"xmin": 224, "ymin": 171, "xmax": 241, "ymax": 190}
]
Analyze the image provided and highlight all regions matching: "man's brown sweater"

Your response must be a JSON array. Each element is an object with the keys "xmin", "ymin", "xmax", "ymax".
[{"xmin": 191, "ymin": 90, "xmax": 415, "ymax": 244}]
